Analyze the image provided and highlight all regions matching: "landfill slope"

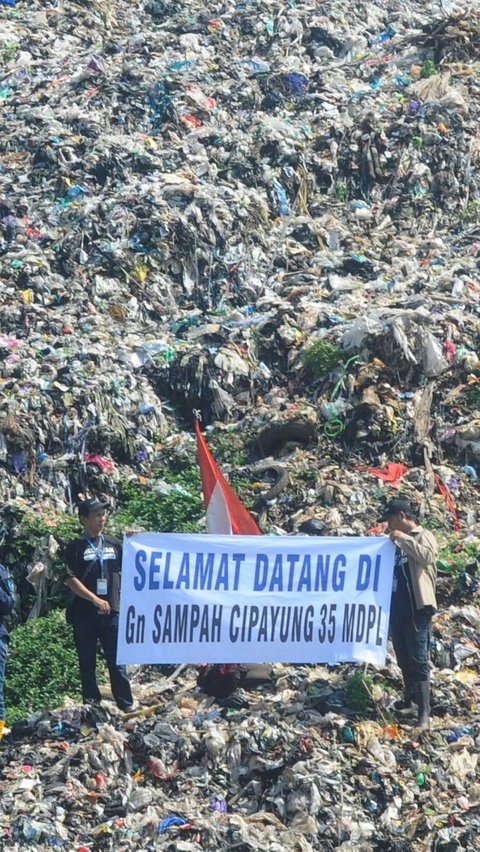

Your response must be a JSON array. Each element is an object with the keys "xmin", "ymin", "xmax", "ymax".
[
  {"xmin": 1, "ymin": 0, "xmax": 480, "ymax": 848},
  {"xmin": 0, "ymin": 0, "xmax": 480, "ymax": 524}
]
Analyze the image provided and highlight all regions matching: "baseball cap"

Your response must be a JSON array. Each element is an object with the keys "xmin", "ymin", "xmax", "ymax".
[
  {"xmin": 78, "ymin": 498, "xmax": 110, "ymax": 517},
  {"xmin": 379, "ymin": 498, "xmax": 417, "ymax": 522}
]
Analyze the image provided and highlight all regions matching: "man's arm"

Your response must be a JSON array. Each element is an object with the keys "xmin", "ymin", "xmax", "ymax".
[
  {"xmin": 390, "ymin": 530, "xmax": 438, "ymax": 568},
  {"xmin": 65, "ymin": 576, "xmax": 110, "ymax": 614}
]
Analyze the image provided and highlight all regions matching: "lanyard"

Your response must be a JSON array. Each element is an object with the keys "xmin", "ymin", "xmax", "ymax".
[{"xmin": 83, "ymin": 534, "xmax": 106, "ymax": 578}]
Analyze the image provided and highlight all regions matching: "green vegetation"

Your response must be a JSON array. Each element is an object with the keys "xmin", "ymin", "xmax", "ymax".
[
  {"xmin": 1, "ymin": 458, "xmax": 207, "ymax": 722},
  {"xmin": 2, "ymin": 509, "xmax": 79, "ymax": 619},
  {"xmin": 335, "ymin": 181, "xmax": 347, "ymax": 202},
  {"xmin": 5, "ymin": 610, "xmax": 85, "ymax": 725},
  {"xmin": 421, "ymin": 515, "xmax": 445, "ymax": 532},
  {"xmin": 436, "ymin": 537, "xmax": 480, "ymax": 599},
  {"xmin": 463, "ymin": 200, "xmax": 480, "ymax": 222},
  {"xmin": 112, "ymin": 475, "xmax": 204, "ymax": 535},
  {"xmin": 2, "ymin": 44, "xmax": 18, "ymax": 64},
  {"xmin": 228, "ymin": 471, "xmax": 258, "ymax": 512},
  {"xmin": 206, "ymin": 429, "xmax": 248, "ymax": 468},
  {"xmin": 302, "ymin": 339, "xmax": 346, "ymax": 379},
  {"xmin": 421, "ymin": 59, "xmax": 436, "ymax": 78},
  {"xmin": 345, "ymin": 671, "xmax": 374, "ymax": 713},
  {"xmin": 437, "ymin": 537, "xmax": 480, "ymax": 573},
  {"xmin": 5, "ymin": 508, "xmax": 79, "ymax": 565}
]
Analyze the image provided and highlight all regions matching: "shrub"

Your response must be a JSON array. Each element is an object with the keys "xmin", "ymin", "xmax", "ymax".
[
  {"xmin": 0, "ymin": 510, "xmax": 80, "ymax": 622},
  {"xmin": 112, "ymin": 476, "xmax": 204, "ymax": 535},
  {"xmin": 302, "ymin": 339, "xmax": 345, "ymax": 379},
  {"xmin": 5, "ymin": 609, "xmax": 86, "ymax": 724},
  {"xmin": 6, "ymin": 509, "xmax": 79, "ymax": 565}
]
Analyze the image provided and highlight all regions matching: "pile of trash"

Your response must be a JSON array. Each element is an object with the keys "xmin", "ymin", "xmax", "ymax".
[
  {"xmin": 2, "ymin": 0, "xmax": 480, "ymax": 846},
  {"xmin": 1, "ymin": 605, "xmax": 480, "ymax": 852},
  {"xmin": 0, "ymin": 0, "xmax": 479, "ymax": 528}
]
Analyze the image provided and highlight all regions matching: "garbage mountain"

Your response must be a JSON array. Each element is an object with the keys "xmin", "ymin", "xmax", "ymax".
[{"xmin": 1, "ymin": 0, "xmax": 480, "ymax": 848}]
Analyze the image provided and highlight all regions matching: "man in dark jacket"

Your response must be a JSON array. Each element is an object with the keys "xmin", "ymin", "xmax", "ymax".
[
  {"xmin": 0, "ymin": 564, "xmax": 15, "ymax": 739},
  {"xmin": 65, "ymin": 498, "xmax": 133, "ymax": 711},
  {"xmin": 380, "ymin": 499, "xmax": 438, "ymax": 731}
]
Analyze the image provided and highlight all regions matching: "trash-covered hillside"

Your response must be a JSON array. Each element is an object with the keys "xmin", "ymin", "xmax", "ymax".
[{"xmin": 1, "ymin": 0, "xmax": 480, "ymax": 848}]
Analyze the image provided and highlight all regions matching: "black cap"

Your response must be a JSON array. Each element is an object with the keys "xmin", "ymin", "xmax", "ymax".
[
  {"xmin": 78, "ymin": 498, "xmax": 110, "ymax": 517},
  {"xmin": 379, "ymin": 498, "xmax": 417, "ymax": 522}
]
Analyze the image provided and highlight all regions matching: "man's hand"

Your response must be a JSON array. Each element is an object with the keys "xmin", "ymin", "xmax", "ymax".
[
  {"xmin": 390, "ymin": 530, "xmax": 403, "ymax": 543},
  {"xmin": 95, "ymin": 598, "xmax": 111, "ymax": 615}
]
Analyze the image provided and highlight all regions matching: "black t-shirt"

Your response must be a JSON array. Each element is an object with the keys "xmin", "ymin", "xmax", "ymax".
[
  {"xmin": 65, "ymin": 534, "xmax": 123, "ymax": 613},
  {"xmin": 391, "ymin": 548, "xmax": 413, "ymax": 617}
]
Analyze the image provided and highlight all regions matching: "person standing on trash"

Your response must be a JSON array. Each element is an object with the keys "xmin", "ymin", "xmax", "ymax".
[
  {"xmin": 64, "ymin": 498, "xmax": 133, "ymax": 712},
  {"xmin": 380, "ymin": 498, "xmax": 438, "ymax": 731},
  {"xmin": 0, "ymin": 565, "xmax": 15, "ymax": 740}
]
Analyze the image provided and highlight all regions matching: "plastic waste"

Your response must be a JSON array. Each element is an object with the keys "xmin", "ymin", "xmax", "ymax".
[
  {"xmin": 272, "ymin": 179, "xmax": 290, "ymax": 216},
  {"xmin": 0, "ymin": 1, "xmax": 479, "ymax": 848}
]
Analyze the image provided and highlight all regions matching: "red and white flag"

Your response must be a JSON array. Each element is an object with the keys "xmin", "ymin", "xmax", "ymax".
[{"xmin": 195, "ymin": 420, "xmax": 260, "ymax": 535}]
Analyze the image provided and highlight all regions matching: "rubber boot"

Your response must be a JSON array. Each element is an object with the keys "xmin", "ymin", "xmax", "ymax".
[
  {"xmin": 415, "ymin": 680, "xmax": 430, "ymax": 731},
  {"xmin": 393, "ymin": 671, "xmax": 416, "ymax": 715}
]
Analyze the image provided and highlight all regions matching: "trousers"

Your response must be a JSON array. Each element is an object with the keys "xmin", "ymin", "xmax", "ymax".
[
  {"xmin": 0, "ymin": 638, "xmax": 7, "ymax": 720},
  {"xmin": 72, "ymin": 607, "xmax": 132, "ymax": 710},
  {"xmin": 389, "ymin": 609, "xmax": 432, "ymax": 683}
]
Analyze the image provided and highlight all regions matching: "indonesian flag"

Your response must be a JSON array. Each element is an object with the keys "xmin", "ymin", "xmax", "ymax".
[{"xmin": 195, "ymin": 421, "xmax": 261, "ymax": 535}]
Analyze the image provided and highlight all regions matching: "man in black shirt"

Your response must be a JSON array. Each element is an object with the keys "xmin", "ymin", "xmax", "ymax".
[{"xmin": 65, "ymin": 498, "xmax": 133, "ymax": 711}]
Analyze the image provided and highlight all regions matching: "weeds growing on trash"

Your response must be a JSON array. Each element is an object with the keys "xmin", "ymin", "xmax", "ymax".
[
  {"xmin": 345, "ymin": 671, "xmax": 374, "ymax": 713},
  {"xmin": 206, "ymin": 431, "xmax": 248, "ymax": 469},
  {"xmin": 438, "ymin": 539, "xmax": 480, "ymax": 574},
  {"xmin": 302, "ymin": 339, "xmax": 345, "ymax": 379},
  {"xmin": 112, "ymin": 477, "xmax": 204, "ymax": 535},
  {"xmin": 2, "ymin": 510, "xmax": 79, "ymax": 618},
  {"xmin": 7, "ymin": 511, "xmax": 79, "ymax": 562},
  {"xmin": 5, "ymin": 610, "xmax": 84, "ymax": 725}
]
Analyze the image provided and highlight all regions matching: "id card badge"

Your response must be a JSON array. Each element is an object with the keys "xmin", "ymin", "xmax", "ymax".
[{"xmin": 97, "ymin": 578, "xmax": 108, "ymax": 596}]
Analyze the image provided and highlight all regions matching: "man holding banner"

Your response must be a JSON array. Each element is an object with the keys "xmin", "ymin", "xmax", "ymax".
[
  {"xmin": 380, "ymin": 499, "xmax": 438, "ymax": 731},
  {"xmin": 65, "ymin": 499, "xmax": 134, "ymax": 712}
]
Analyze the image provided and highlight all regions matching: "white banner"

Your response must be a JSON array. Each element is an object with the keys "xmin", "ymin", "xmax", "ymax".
[{"xmin": 117, "ymin": 534, "xmax": 395, "ymax": 666}]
